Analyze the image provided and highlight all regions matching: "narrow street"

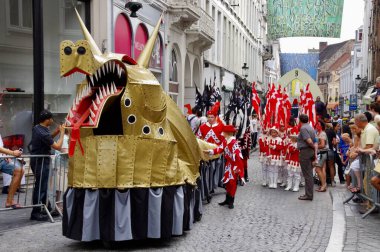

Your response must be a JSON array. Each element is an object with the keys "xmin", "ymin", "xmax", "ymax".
[{"xmin": 1, "ymin": 152, "xmax": 334, "ymax": 251}]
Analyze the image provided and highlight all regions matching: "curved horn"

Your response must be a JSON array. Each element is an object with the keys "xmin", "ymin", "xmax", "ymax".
[
  {"xmin": 75, "ymin": 8, "xmax": 102, "ymax": 56},
  {"xmin": 137, "ymin": 14, "xmax": 163, "ymax": 68}
]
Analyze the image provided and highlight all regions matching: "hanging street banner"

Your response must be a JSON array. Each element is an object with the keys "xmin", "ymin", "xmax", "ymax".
[{"xmin": 267, "ymin": 0, "xmax": 344, "ymax": 39}]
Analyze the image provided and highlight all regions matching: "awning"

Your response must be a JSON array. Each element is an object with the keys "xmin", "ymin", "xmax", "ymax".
[
  {"xmin": 327, "ymin": 102, "xmax": 339, "ymax": 109},
  {"xmin": 222, "ymin": 70, "xmax": 235, "ymax": 91}
]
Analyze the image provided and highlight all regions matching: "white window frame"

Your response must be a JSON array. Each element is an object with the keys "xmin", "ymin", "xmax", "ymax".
[
  {"xmin": 5, "ymin": 0, "xmax": 33, "ymax": 34},
  {"xmin": 59, "ymin": 0, "xmax": 86, "ymax": 36}
]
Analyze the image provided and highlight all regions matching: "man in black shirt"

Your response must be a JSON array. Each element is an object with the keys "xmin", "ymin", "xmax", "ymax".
[{"xmin": 30, "ymin": 110, "xmax": 65, "ymax": 221}]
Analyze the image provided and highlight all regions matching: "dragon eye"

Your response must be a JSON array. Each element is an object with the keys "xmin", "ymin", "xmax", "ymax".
[
  {"xmin": 142, "ymin": 125, "xmax": 151, "ymax": 135},
  {"xmin": 64, "ymin": 46, "xmax": 72, "ymax": 55},
  {"xmin": 77, "ymin": 46, "xmax": 86, "ymax": 55}
]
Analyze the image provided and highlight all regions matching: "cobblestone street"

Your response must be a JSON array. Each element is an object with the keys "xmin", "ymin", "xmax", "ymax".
[{"xmin": 0, "ymin": 152, "xmax": 337, "ymax": 252}]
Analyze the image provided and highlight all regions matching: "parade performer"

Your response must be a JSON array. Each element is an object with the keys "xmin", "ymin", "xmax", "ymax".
[
  {"xmin": 60, "ymin": 11, "xmax": 217, "ymax": 241},
  {"xmin": 197, "ymin": 101, "xmax": 224, "ymax": 197},
  {"xmin": 278, "ymin": 123, "xmax": 288, "ymax": 187},
  {"xmin": 258, "ymin": 127, "xmax": 269, "ymax": 186},
  {"xmin": 239, "ymin": 126, "xmax": 251, "ymax": 183},
  {"xmin": 205, "ymin": 125, "xmax": 245, "ymax": 209},
  {"xmin": 267, "ymin": 125, "xmax": 284, "ymax": 189},
  {"xmin": 285, "ymin": 128, "xmax": 301, "ymax": 192}
]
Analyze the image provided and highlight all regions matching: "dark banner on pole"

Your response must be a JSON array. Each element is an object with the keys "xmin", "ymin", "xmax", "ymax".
[{"xmin": 267, "ymin": 0, "xmax": 344, "ymax": 40}]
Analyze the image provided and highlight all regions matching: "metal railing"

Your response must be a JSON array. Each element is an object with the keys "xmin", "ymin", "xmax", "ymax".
[
  {"xmin": 343, "ymin": 154, "xmax": 380, "ymax": 218},
  {"xmin": 0, "ymin": 153, "xmax": 68, "ymax": 222}
]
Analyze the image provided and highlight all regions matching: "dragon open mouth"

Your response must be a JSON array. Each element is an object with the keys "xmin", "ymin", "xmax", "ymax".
[{"xmin": 65, "ymin": 60, "xmax": 126, "ymax": 128}]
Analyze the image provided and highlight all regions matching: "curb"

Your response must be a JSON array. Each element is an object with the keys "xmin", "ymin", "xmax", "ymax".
[{"xmin": 325, "ymin": 189, "xmax": 346, "ymax": 252}]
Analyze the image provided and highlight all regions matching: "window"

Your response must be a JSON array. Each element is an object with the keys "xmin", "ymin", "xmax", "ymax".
[
  {"xmin": 169, "ymin": 49, "xmax": 178, "ymax": 82},
  {"xmin": 7, "ymin": 0, "xmax": 33, "ymax": 31},
  {"xmin": 60, "ymin": 0, "xmax": 86, "ymax": 35}
]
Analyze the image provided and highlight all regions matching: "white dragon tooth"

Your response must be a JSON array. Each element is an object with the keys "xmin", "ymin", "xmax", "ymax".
[
  {"xmin": 106, "ymin": 84, "xmax": 111, "ymax": 96},
  {"xmin": 101, "ymin": 65, "xmax": 105, "ymax": 76},
  {"xmin": 89, "ymin": 75, "xmax": 93, "ymax": 86},
  {"xmin": 101, "ymin": 86, "xmax": 106, "ymax": 97},
  {"xmin": 105, "ymin": 62, "xmax": 109, "ymax": 73},
  {"xmin": 69, "ymin": 110, "xmax": 74, "ymax": 118},
  {"xmin": 110, "ymin": 84, "xmax": 114, "ymax": 94},
  {"xmin": 112, "ymin": 62, "xmax": 115, "ymax": 73},
  {"xmin": 92, "ymin": 100, "xmax": 98, "ymax": 110},
  {"xmin": 96, "ymin": 93, "xmax": 101, "ymax": 104},
  {"xmin": 89, "ymin": 117, "xmax": 95, "ymax": 125},
  {"xmin": 90, "ymin": 108, "xmax": 95, "ymax": 118},
  {"xmin": 94, "ymin": 71, "xmax": 98, "ymax": 82},
  {"xmin": 99, "ymin": 89, "xmax": 104, "ymax": 100}
]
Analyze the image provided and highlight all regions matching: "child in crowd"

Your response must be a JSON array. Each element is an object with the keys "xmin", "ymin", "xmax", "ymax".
[
  {"xmin": 267, "ymin": 125, "xmax": 284, "ymax": 189},
  {"xmin": 258, "ymin": 128, "xmax": 269, "ymax": 186},
  {"xmin": 285, "ymin": 128, "xmax": 301, "ymax": 192},
  {"xmin": 205, "ymin": 125, "xmax": 244, "ymax": 209},
  {"xmin": 278, "ymin": 124, "xmax": 288, "ymax": 187}
]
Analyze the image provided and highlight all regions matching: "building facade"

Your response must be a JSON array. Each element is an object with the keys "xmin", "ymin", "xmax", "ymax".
[
  {"xmin": 194, "ymin": 0, "xmax": 275, "ymax": 112},
  {"xmin": 317, "ymin": 40, "xmax": 354, "ymax": 115},
  {"xmin": 0, "ymin": 0, "xmax": 273, "ymax": 147}
]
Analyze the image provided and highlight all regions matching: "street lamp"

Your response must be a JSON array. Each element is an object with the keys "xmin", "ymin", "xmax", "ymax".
[
  {"xmin": 125, "ymin": 1, "xmax": 143, "ymax": 18},
  {"xmin": 242, "ymin": 63, "xmax": 249, "ymax": 78},
  {"xmin": 355, "ymin": 75, "xmax": 361, "ymax": 93}
]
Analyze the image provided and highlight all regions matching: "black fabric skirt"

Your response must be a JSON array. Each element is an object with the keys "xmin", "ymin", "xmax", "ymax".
[{"xmin": 62, "ymin": 184, "xmax": 201, "ymax": 241}]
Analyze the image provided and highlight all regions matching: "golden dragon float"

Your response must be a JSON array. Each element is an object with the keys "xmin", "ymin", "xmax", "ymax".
[{"xmin": 61, "ymin": 10, "xmax": 216, "ymax": 241}]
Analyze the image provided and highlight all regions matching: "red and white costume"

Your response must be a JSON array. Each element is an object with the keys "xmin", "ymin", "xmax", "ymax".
[
  {"xmin": 258, "ymin": 132, "xmax": 269, "ymax": 186},
  {"xmin": 210, "ymin": 136, "xmax": 244, "ymax": 197},
  {"xmin": 238, "ymin": 127, "xmax": 251, "ymax": 180},
  {"xmin": 277, "ymin": 129, "xmax": 288, "ymax": 187},
  {"xmin": 284, "ymin": 128, "xmax": 301, "ymax": 192},
  {"xmin": 267, "ymin": 125, "xmax": 284, "ymax": 189},
  {"xmin": 267, "ymin": 135, "xmax": 284, "ymax": 167},
  {"xmin": 197, "ymin": 122, "xmax": 224, "ymax": 145}
]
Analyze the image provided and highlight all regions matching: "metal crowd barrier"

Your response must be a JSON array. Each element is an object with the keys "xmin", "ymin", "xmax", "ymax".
[
  {"xmin": 0, "ymin": 153, "xmax": 68, "ymax": 222},
  {"xmin": 343, "ymin": 154, "xmax": 380, "ymax": 218}
]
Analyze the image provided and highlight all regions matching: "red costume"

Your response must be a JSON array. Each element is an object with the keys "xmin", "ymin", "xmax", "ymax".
[
  {"xmin": 267, "ymin": 135, "xmax": 284, "ymax": 166},
  {"xmin": 258, "ymin": 134, "xmax": 269, "ymax": 163},
  {"xmin": 197, "ymin": 101, "xmax": 224, "ymax": 144},
  {"xmin": 238, "ymin": 127, "xmax": 251, "ymax": 179},
  {"xmin": 211, "ymin": 136, "xmax": 244, "ymax": 197},
  {"xmin": 288, "ymin": 142, "xmax": 300, "ymax": 170},
  {"xmin": 197, "ymin": 122, "xmax": 224, "ymax": 144}
]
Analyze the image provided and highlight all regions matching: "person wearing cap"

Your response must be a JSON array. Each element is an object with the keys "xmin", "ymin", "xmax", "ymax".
[
  {"xmin": 197, "ymin": 102, "xmax": 224, "ymax": 198},
  {"xmin": 0, "ymin": 135, "xmax": 23, "ymax": 208},
  {"xmin": 205, "ymin": 125, "xmax": 244, "ymax": 209},
  {"xmin": 267, "ymin": 124, "xmax": 284, "ymax": 189},
  {"xmin": 30, "ymin": 109, "xmax": 65, "ymax": 221},
  {"xmin": 285, "ymin": 128, "xmax": 301, "ymax": 192}
]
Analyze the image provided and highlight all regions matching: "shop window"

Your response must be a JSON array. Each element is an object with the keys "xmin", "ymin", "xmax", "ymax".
[
  {"xmin": 149, "ymin": 34, "xmax": 163, "ymax": 69},
  {"xmin": 61, "ymin": 0, "xmax": 86, "ymax": 35},
  {"xmin": 7, "ymin": 0, "xmax": 33, "ymax": 32},
  {"xmin": 114, "ymin": 13, "xmax": 132, "ymax": 56},
  {"xmin": 134, "ymin": 23, "xmax": 148, "ymax": 60},
  {"xmin": 169, "ymin": 49, "xmax": 178, "ymax": 82}
]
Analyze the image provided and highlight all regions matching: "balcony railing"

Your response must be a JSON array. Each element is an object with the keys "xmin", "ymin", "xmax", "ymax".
[
  {"xmin": 185, "ymin": 8, "xmax": 215, "ymax": 52},
  {"xmin": 167, "ymin": 0, "xmax": 201, "ymax": 30}
]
